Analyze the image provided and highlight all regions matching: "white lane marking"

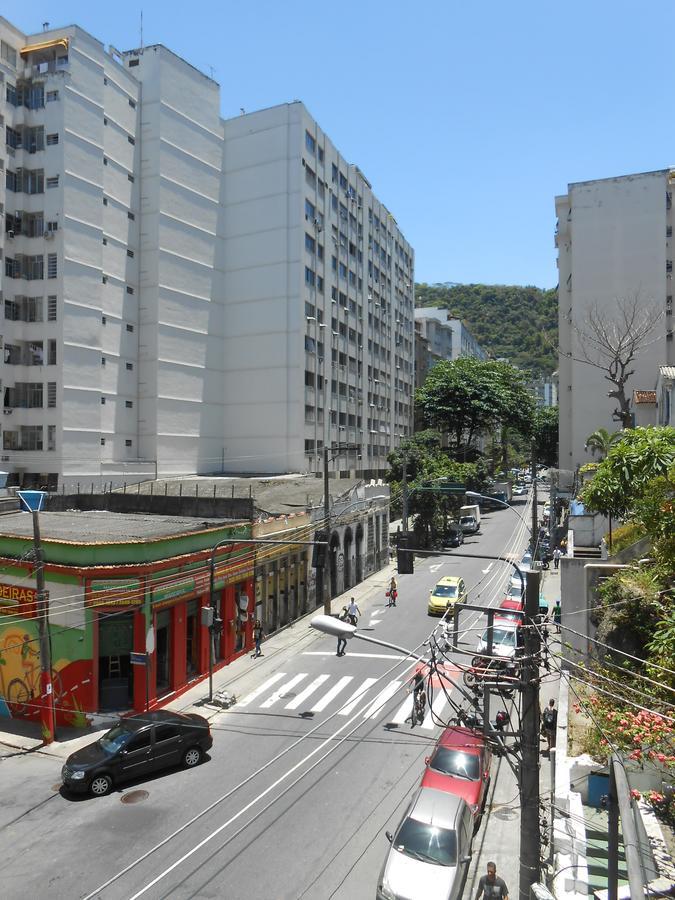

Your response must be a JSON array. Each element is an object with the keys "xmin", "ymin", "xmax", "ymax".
[
  {"xmin": 482, "ymin": 563, "xmax": 494, "ymax": 574},
  {"xmin": 284, "ymin": 674, "xmax": 330, "ymax": 710},
  {"xmin": 237, "ymin": 672, "xmax": 287, "ymax": 707},
  {"xmin": 363, "ymin": 680, "xmax": 402, "ymax": 719},
  {"xmin": 422, "ymin": 693, "xmax": 448, "ymax": 729},
  {"xmin": 260, "ymin": 673, "xmax": 308, "ymax": 708},
  {"xmin": 368, "ymin": 618, "xmax": 382, "ymax": 626},
  {"xmin": 430, "ymin": 563, "xmax": 443, "ymax": 572},
  {"xmin": 311, "ymin": 675, "xmax": 354, "ymax": 712},
  {"xmin": 339, "ymin": 677, "xmax": 378, "ymax": 715},
  {"xmin": 391, "ymin": 694, "xmax": 414, "ymax": 724},
  {"xmin": 301, "ymin": 651, "xmax": 407, "ymax": 660}
]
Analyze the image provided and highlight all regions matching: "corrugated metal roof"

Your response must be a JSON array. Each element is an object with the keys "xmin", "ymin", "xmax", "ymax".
[{"xmin": 659, "ymin": 366, "xmax": 675, "ymax": 379}]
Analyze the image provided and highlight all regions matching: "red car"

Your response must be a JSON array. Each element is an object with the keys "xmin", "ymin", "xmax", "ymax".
[
  {"xmin": 420, "ymin": 726, "xmax": 492, "ymax": 826},
  {"xmin": 498, "ymin": 598, "xmax": 524, "ymax": 626}
]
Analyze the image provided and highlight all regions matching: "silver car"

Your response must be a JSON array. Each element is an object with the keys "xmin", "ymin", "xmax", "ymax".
[{"xmin": 376, "ymin": 787, "xmax": 473, "ymax": 900}]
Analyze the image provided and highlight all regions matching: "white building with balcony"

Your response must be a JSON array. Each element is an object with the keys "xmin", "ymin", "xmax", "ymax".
[{"xmin": 0, "ymin": 18, "xmax": 414, "ymax": 486}]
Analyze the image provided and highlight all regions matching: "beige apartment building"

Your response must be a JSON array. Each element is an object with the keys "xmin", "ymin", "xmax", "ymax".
[{"xmin": 556, "ymin": 170, "xmax": 675, "ymax": 470}]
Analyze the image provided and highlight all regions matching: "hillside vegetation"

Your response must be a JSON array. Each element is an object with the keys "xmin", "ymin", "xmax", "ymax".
[{"xmin": 415, "ymin": 283, "xmax": 558, "ymax": 375}]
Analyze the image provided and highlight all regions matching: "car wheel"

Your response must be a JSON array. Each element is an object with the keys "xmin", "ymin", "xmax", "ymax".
[
  {"xmin": 183, "ymin": 746, "xmax": 203, "ymax": 768},
  {"xmin": 90, "ymin": 774, "xmax": 113, "ymax": 797}
]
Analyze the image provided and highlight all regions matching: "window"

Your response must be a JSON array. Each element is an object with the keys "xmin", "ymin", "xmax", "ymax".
[
  {"xmin": 317, "ymin": 276, "xmax": 324, "ymax": 293},
  {"xmin": 318, "ymin": 146, "xmax": 324, "ymax": 164},
  {"xmin": 1, "ymin": 41, "xmax": 17, "ymax": 68},
  {"xmin": 125, "ymin": 400, "xmax": 133, "ymax": 408},
  {"xmin": 47, "ymin": 339, "xmax": 56, "ymax": 365},
  {"xmin": 46, "ymin": 175, "xmax": 59, "ymax": 188},
  {"xmin": 126, "ymin": 323, "xmax": 134, "ymax": 332},
  {"xmin": 305, "ymin": 233, "xmax": 315, "ymax": 253},
  {"xmin": 305, "ymin": 199, "xmax": 315, "ymax": 221},
  {"xmin": 155, "ymin": 724, "xmax": 180, "ymax": 742},
  {"xmin": 128, "ymin": 58, "xmax": 139, "ymax": 68},
  {"xmin": 126, "ymin": 729, "xmax": 151, "ymax": 751},
  {"xmin": 304, "ymin": 266, "xmax": 315, "ymax": 287},
  {"xmin": 127, "ymin": 211, "xmax": 135, "ymax": 220},
  {"xmin": 46, "ymin": 221, "xmax": 58, "ymax": 233},
  {"xmin": 47, "ymin": 425, "xmax": 55, "ymax": 452},
  {"xmin": 305, "ymin": 131, "xmax": 316, "ymax": 154},
  {"xmin": 129, "ymin": 98, "xmax": 137, "ymax": 109},
  {"xmin": 127, "ymin": 249, "xmax": 134, "ymax": 258},
  {"xmin": 128, "ymin": 136, "xmax": 135, "ymax": 145},
  {"xmin": 47, "ymin": 296, "xmax": 57, "ymax": 321},
  {"xmin": 101, "ymin": 357, "xmax": 106, "ymax": 366},
  {"xmin": 126, "ymin": 362, "xmax": 133, "ymax": 371},
  {"xmin": 102, "ymin": 276, "xmax": 107, "ymax": 284},
  {"xmin": 125, "ymin": 439, "xmax": 132, "ymax": 447},
  {"xmin": 46, "ymin": 133, "xmax": 59, "ymax": 146},
  {"xmin": 127, "ymin": 173, "xmax": 134, "ymax": 183},
  {"xmin": 103, "ymin": 197, "xmax": 108, "ymax": 206},
  {"xmin": 101, "ymin": 396, "xmax": 106, "ymax": 404},
  {"xmin": 46, "ymin": 90, "xmax": 59, "ymax": 102},
  {"xmin": 304, "ymin": 439, "xmax": 315, "ymax": 454},
  {"xmin": 126, "ymin": 286, "xmax": 134, "ymax": 294},
  {"xmin": 20, "ymin": 425, "xmax": 43, "ymax": 450},
  {"xmin": 101, "ymin": 438, "xmax": 106, "ymax": 445},
  {"xmin": 47, "ymin": 254, "xmax": 57, "ymax": 278}
]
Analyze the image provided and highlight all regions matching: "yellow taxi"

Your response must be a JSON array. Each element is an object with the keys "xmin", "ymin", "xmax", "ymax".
[{"xmin": 427, "ymin": 576, "xmax": 467, "ymax": 616}]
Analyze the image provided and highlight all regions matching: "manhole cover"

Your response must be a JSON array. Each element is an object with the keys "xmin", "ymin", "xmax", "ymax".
[{"xmin": 121, "ymin": 790, "xmax": 149, "ymax": 804}]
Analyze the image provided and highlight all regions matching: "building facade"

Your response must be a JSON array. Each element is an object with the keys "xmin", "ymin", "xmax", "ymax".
[
  {"xmin": 221, "ymin": 103, "xmax": 415, "ymax": 479},
  {"xmin": 556, "ymin": 170, "xmax": 675, "ymax": 470},
  {"xmin": 0, "ymin": 19, "xmax": 414, "ymax": 487},
  {"xmin": 413, "ymin": 307, "xmax": 486, "ymax": 389}
]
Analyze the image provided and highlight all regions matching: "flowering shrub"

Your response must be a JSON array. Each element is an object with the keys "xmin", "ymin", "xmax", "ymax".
[
  {"xmin": 575, "ymin": 696, "xmax": 675, "ymax": 770},
  {"xmin": 630, "ymin": 789, "xmax": 675, "ymax": 827}
]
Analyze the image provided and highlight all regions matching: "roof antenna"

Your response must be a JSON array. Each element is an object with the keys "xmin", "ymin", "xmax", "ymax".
[
  {"xmin": 140, "ymin": 9, "xmax": 143, "ymax": 50},
  {"xmin": 42, "ymin": 22, "xmax": 50, "ymax": 31}
]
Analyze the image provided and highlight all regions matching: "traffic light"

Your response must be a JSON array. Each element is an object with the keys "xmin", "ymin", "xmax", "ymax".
[
  {"xmin": 396, "ymin": 532, "xmax": 414, "ymax": 574},
  {"xmin": 312, "ymin": 530, "xmax": 328, "ymax": 568}
]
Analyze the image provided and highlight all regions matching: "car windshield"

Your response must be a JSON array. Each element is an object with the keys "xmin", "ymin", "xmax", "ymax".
[
  {"xmin": 430, "ymin": 748, "xmax": 480, "ymax": 780},
  {"xmin": 394, "ymin": 818, "xmax": 458, "ymax": 867},
  {"xmin": 434, "ymin": 585, "xmax": 458, "ymax": 598},
  {"xmin": 490, "ymin": 628, "xmax": 517, "ymax": 646},
  {"xmin": 99, "ymin": 724, "xmax": 134, "ymax": 754}
]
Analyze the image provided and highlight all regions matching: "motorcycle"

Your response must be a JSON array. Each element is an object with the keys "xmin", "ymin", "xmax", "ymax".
[{"xmin": 463, "ymin": 656, "xmax": 518, "ymax": 697}]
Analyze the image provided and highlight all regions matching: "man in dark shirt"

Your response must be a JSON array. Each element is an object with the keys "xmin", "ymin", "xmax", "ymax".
[{"xmin": 475, "ymin": 861, "xmax": 509, "ymax": 899}]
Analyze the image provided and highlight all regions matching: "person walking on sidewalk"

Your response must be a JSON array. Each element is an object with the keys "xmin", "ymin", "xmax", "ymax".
[
  {"xmin": 474, "ymin": 861, "xmax": 509, "ymax": 899},
  {"xmin": 387, "ymin": 576, "xmax": 398, "ymax": 607},
  {"xmin": 552, "ymin": 599, "xmax": 562, "ymax": 633},
  {"xmin": 553, "ymin": 547, "xmax": 562, "ymax": 570},
  {"xmin": 346, "ymin": 597, "xmax": 361, "ymax": 626},
  {"xmin": 252, "ymin": 620, "xmax": 264, "ymax": 658},
  {"xmin": 336, "ymin": 607, "xmax": 349, "ymax": 656},
  {"xmin": 541, "ymin": 698, "xmax": 558, "ymax": 754}
]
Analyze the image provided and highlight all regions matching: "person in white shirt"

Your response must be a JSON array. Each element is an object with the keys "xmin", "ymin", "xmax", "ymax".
[{"xmin": 346, "ymin": 598, "xmax": 361, "ymax": 625}]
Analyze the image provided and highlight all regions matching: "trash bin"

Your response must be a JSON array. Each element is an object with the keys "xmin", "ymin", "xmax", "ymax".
[{"xmin": 587, "ymin": 771, "xmax": 610, "ymax": 807}]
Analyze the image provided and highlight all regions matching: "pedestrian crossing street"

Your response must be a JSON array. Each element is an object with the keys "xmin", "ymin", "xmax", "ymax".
[{"xmin": 236, "ymin": 665, "xmax": 461, "ymax": 730}]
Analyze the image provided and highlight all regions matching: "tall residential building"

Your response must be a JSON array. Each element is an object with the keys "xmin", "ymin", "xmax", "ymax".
[
  {"xmin": 221, "ymin": 103, "xmax": 414, "ymax": 478},
  {"xmin": 0, "ymin": 18, "xmax": 414, "ymax": 486},
  {"xmin": 413, "ymin": 306, "xmax": 486, "ymax": 375},
  {"xmin": 556, "ymin": 170, "xmax": 674, "ymax": 469}
]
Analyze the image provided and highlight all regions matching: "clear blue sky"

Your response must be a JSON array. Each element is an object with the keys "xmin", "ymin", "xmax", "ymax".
[{"xmin": 10, "ymin": 1, "xmax": 675, "ymax": 289}]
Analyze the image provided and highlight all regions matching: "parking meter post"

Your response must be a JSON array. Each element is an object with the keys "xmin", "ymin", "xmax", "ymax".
[{"xmin": 452, "ymin": 605, "xmax": 459, "ymax": 650}]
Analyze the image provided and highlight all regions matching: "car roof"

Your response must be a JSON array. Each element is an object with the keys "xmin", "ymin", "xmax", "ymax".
[
  {"xmin": 120, "ymin": 710, "xmax": 194, "ymax": 731},
  {"xmin": 500, "ymin": 598, "xmax": 523, "ymax": 609},
  {"xmin": 408, "ymin": 786, "xmax": 468, "ymax": 829},
  {"xmin": 437, "ymin": 726, "xmax": 486, "ymax": 752},
  {"xmin": 436, "ymin": 576, "xmax": 462, "ymax": 586}
]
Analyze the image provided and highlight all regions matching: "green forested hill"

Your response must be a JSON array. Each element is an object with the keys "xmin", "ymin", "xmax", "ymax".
[{"xmin": 415, "ymin": 283, "xmax": 557, "ymax": 376}]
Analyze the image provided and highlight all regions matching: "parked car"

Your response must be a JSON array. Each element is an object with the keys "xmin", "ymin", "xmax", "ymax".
[
  {"xmin": 420, "ymin": 726, "xmax": 492, "ymax": 825},
  {"xmin": 428, "ymin": 576, "xmax": 467, "ymax": 617},
  {"xmin": 61, "ymin": 710, "xmax": 212, "ymax": 797},
  {"xmin": 476, "ymin": 622, "xmax": 519, "ymax": 660},
  {"xmin": 442, "ymin": 529, "xmax": 464, "ymax": 549},
  {"xmin": 498, "ymin": 597, "xmax": 524, "ymax": 626},
  {"xmin": 377, "ymin": 787, "xmax": 473, "ymax": 900},
  {"xmin": 504, "ymin": 582, "xmax": 524, "ymax": 602},
  {"xmin": 512, "ymin": 484, "xmax": 527, "ymax": 496}
]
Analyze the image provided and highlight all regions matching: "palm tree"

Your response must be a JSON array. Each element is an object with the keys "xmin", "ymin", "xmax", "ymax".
[{"xmin": 584, "ymin": 427, "xmax": 622, "ymax": 459}]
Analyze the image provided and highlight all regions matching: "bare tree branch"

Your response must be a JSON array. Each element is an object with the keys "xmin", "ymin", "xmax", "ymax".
[{"xmin": 571, "ymin": 296, "xmax": 663, "ymax": 428}]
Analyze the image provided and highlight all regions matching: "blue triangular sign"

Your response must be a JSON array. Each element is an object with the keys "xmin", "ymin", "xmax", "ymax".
[{"xmin": 17, "ymin": 490, "xmax": 46, "ymax": 512}]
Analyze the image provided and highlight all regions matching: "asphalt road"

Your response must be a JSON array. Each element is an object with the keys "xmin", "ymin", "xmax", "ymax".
[{"xmin": 0, "ymin": 499, "xmax": 533, "ymax": 900}]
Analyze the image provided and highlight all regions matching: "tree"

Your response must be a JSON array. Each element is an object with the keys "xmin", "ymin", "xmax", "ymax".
[
  {"xmin": 571, "ymin": 296, "xmax": 663, "ymax": 428},
  {"xmin": 584, "ymin": 427, "xmax": 622, "ymax": 459},
  {"xmin": 580, "ymin": 426, "xmax": 675, "ymax": 521},
  {"xmin": 533, "ymin": 406, "xmax": 559, "ymax": 467},
  {"xmin": 415, "ymin": 357, "xmax": 536, "ymax": 459}
]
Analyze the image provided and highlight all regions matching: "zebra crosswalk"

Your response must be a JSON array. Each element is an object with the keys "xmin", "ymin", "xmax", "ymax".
[{"xmin": 235, "ymin": 667, "xmax": 460, "ymax": 730}]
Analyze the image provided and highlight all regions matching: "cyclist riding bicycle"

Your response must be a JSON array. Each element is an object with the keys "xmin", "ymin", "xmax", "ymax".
[{"xmin": 408, "ymin": 670, "xmax": 427, "ymax": 726}]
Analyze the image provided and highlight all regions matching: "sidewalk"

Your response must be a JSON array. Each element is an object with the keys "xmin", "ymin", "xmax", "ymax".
[{"xmin": 0, "ymin": 561, "xmax": 398, "ymax": 760}]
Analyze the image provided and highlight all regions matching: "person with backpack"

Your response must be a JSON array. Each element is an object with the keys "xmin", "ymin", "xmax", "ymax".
[{"xmin": 541, "ymin": 698, "xmax": 558, "ymax": 754}]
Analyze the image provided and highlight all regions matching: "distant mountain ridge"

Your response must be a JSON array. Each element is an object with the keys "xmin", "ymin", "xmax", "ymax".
[{"xmin": 415, "ymin": 282, "xmax": 558, "ymax": 376}]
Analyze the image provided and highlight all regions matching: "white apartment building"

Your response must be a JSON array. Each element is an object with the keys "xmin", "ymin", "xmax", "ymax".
[
  {"xmin": 0, "ymin": 18, "xmax": 414, "ymax": 486},
  {"xmin": 221, "ymin": 103, "xmax": 415, "ymax": 478},
  {"xmin": 556, "ymin": 170, "xmax": 675, "ymax": 470},
  {"xmin": 413, "ymin": 307, "xmax": 486, "ymax": 369}
]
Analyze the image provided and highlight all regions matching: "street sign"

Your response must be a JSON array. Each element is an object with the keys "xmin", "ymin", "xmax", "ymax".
[
  {"xmin": 17, "ymin": 490, "xmax": 47, "ymax": 512},
  {"xmin": 130, "ymin": 651, "xmax": 149, "ymax": 666},
  {"xmin": 415, "ymin": 483, "xmax": 466, "ymax": 495}
]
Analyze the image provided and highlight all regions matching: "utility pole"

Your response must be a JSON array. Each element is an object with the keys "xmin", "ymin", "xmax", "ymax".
[
  {"xmin": 31, "ymin": 510, "xmax": 56, "ymax": 743},
  {"xmin": 531, "ymin": 443, "xmax": 538, "ymax": 554},
  {"xmin": 401, "ymin": 456, "xmax": 409, "ymax": 532},
  {"xmin": 519, "ymin": 564, "xmax": 541, "ymax": 897},
  {"xmin": 323, "ymin": 445, "xmax": 331, "ymax": 615}
]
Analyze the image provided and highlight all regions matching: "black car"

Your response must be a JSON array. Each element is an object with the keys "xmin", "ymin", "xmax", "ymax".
[
  {"xmin": 443, "ymin": 529, "xmax": 464, "ymax": 549},
  {"xmin": 61, "ymin": 710, "xmax": 212, "ymax": 797}
]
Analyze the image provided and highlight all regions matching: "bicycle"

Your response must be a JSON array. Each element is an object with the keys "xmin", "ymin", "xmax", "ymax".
[
  {"xmin": 7, "ymin": 662, "xmax": 64, "ymax": 716},
  {"xmin": 409, "ymin": 689, "xmax": 427, "ymax": 727}
]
